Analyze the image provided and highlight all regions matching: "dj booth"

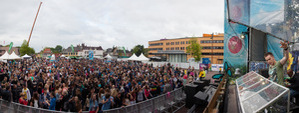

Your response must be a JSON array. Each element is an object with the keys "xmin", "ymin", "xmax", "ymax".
[{"xmin": 235, "ymin": 71, "xmax": 290, "ymax": 113}]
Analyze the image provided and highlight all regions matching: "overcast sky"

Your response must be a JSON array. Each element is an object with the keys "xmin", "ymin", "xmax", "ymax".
[{"xmin": 0, "ymin": 0, "xmax": 224, "ymax": 52}]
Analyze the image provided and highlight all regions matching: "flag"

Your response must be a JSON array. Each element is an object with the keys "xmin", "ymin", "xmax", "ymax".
[
  {"xmin": 8, "ymin": 42, "xmax": 13, "ymax": 53},
  {"xmin": 71, "ymin": 45, "xmax": 74, "ymax": 53},
  {"xmin": 122, "ymin": 47, "xmax": 126, "ymax": 56}
]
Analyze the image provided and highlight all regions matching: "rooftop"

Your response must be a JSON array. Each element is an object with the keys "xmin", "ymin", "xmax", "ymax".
[{"xmin": 149, "ymin": 33, "xmax": 224, "ymax": 42}]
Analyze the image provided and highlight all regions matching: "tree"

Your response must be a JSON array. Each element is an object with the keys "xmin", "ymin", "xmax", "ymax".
[
  {"xmin": 19, "ymin": 40, "xmax": 35, "ymax": 56},
  {"xmin": 186, "ymin": 38, "xmax": 202, "ymax": 62},
  {"xmin": 55, "ymin": 45, "xmax": 63, "ymax": 53},
  {"xmin": 131, "ymin": 45, "xmax": 149, "ymax": 56}
]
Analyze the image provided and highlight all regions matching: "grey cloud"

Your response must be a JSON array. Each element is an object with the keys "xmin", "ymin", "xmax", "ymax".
[{"xmin": 0, "ymin": 0, "xmax": 224, "ymax": 52}]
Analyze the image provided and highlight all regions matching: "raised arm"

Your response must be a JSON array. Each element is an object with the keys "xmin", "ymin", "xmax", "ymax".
[{"xmin": 279, "ymin": 41, "xmax": 289, "ymax": 65}]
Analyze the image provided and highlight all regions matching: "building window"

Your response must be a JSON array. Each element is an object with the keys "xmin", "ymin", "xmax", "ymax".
[
  {"xmin": 149, "ymin": 43, "xmax": 163, "ymax": 46},
  {"xmin": 200, "ymin": 40, "xmax": 224, "ymax": 43},
  {"xmin": 202, "ymin": 46, "xmax": 224, "ymax": 49},
  {"xmin": 202, "ymin": 53, "xmax": 224, "ymax": 55},
  {"xmin": 149, "ymin": 48, "xmax": 163, "ymax": 50},
  {"xmin": 171, "ymin": 47, "xmax": 174, "ymax": 50},
  {"xmin": 171, "ymin": 42, "xmax": 174, "ymax": 45}
]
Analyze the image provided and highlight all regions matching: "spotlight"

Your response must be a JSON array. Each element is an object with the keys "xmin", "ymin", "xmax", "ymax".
[
  {"xmin": 240, "ymin": 34, "xmax": 245, "ymax": 39},
  {"xmin": 240, "ymin": 31, "xmax": 249, "ymax": 39}
]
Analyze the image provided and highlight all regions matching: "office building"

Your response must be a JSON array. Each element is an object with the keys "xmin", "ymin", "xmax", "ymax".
[{"xmin": 148, "ymin": 33, "xmax": 224, "ymax": 64}]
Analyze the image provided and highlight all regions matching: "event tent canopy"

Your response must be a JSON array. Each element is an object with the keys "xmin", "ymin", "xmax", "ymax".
[
  {"xmin": 9, "ymin": 51, "xmax": 21, "ymax": 60},
  {"xmin": 50, "ymin": 54, "xmax": 55, "ymax": 61},
  {"xmin": 60, "ymin": 55, "xmax": 66, "ymax": 57},
  {"xmin": 136, "ymin": 53, "xmax": 149, "ymax": 61},
  {"xmin": 22, "ymin": 54, "xmax": 31, "ymax": 59},
  {"xmin": 128, "ymin": 53, "xmax": 138, "ymax": 60},
  {"xmin": 0, "ymin": 51, "xmax": 10, "ymax": 60},
  {"xmin": 104, "ymin": 54, "xmax": 113, "ymax": 59}
]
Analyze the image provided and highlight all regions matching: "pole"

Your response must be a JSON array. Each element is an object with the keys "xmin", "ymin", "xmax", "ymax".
[
  {"xmin": 211, "ymin": 33, "xmax": 214, "ymax": 65},
  {"xmin": 27, "ymin": 2, "xmax": 42, "ymax": 46}
]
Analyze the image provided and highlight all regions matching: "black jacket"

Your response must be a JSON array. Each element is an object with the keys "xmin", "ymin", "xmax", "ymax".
[
  {"xmin": 288, "ymin": 73, "xmax": 299, "ymax": 91},
  {"xmin": 2, "ymin": 89, "xmax": 11, "ymax": 102}
]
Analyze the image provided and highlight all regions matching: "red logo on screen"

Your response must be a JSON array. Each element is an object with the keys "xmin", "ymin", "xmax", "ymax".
[{"xmin": 228, "ymin": 36, "xmax": 242, "ymax": 54}]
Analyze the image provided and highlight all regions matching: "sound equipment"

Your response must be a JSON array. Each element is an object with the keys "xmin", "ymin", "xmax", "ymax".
[{"xmin": 185, "ymin": 84, "xmax": 199, "ymax": 108}]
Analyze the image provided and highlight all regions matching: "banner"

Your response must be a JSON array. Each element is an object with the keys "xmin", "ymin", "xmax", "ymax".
[
  {"xmin": 224, "ymin": 0, "xmax": 249, "ymax": 68},
  {"xmin": 8, "ymin": 42, "xmax": 13, "ymax": 53},
  {"xmin": 89, "ymin": 50, "xmax": 94, "ymax": 60},
  {"xmin": 202, "ymin": 58, "xmax": 210, "ymax": 64}
]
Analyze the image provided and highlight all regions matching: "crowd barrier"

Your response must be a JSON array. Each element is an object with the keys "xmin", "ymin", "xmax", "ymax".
[
  {"xmin": 102, "ymin": 87, "xmax": 185, "ymax": 113},
  {"xmin": 0, "ymin": 87, "xmax": 185, "ymax": 113},
  {"xmin": 145, "ymin": 61, "xmax": 200, "ymax": 70}
]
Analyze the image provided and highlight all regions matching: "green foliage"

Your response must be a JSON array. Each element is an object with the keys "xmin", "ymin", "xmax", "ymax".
[
  {"xmin": 19, "ymin": 40, "xmax": 35, "ymax": 56},
  {"xmin": 55, "ymin": 45, "xmax": 63, "ymax": 53},
  {"xmin": 186, "ymin": 38, "xmax": 202, "ymax": 62},
  {"xmin": 47, "ymin": 45, "xmax": 63, "ymax": 53},
  {"xmin": 131, "ymin": 45, "xmax": 149, "ymax": 56}
]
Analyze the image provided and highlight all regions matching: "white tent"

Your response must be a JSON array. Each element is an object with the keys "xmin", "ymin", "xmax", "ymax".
[
  {"xmin": 128, "ymin": 53, "xmax": 138, "ymax": 60},
  {"xmin": 9, "ymin": 51, "xmax": 21, "ymax": 60},
  {"xmin": 104, "ymin": 54, "xmax": 113, "ymax": 59},
  {"xmin": 50, "ymin": 54, "xmax": 55, "ymax": 61},
  {"xmin": 60, "ymin": 55, "xmax": 66, "ymax": 57},
  {"xmin": 137, "ymin": 53, "xmax": 149, "ymax": 61},
  {"xmin": 0, "ymin": 51, "xmax": 10, "ymax": 60},
  {"xmin": 22, "ymin": 54, "xmax": 31, "ymax": 59}
]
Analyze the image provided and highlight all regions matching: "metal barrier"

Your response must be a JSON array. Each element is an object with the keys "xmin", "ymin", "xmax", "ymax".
[
  {"xmin": 102, "ymin": 87, "xmax": 185, "ymax": 113},
  {"xmin": 0, "ymin": 99, "xmax": 67, "ymax": 113},
  {"xmin": 0, "ymin": 87, "xmax": 185, "ymax": 113}
]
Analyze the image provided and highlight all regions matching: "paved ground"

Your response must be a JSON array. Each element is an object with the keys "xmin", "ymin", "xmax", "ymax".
[{"xmin": 225, "ymin": 85, "xmax": 238, "ymax": 113}]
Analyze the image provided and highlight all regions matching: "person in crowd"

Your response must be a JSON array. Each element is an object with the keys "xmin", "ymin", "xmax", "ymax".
[
  {"xmin": 29, "ymin": 92, "xmax": 39, "ymax": 108},
  {"xmin": 199, "ymin": 69, "xmax": 206, "ymax": 80},
  {"xmin": 48, "ymin": 92, "xmax": 56, "ymax": 110},
  {"xmin": 22, "ymin": 84, "xmax": 31, "ymax": 101},
  {"xmin": 19, "ymin": 92, "xmax": 28, "ymax": 105},
  {"xmin": 12, "ymin": 84, "xmax": 20, "ymax": 102},
  {"xmin": 0, "ymin": 57, "xmax": 185, "ymax": 112},
  {"xmin": 2, "ymin": 85, "xmax": 12, "ymax": 102},
  {"xmin": 74, "ymin": 96, "xmax": 83, "ymax": 113},
  {"xmin": 144, "ymin": 85, "xmax": 152, "ymax": 100},
  {"xmin": 219, "ymin": 67, "xmax": 222, "ymax": 74},
  {"xmin": 102, "ymin": 92, "xmax": 114, "ymax": 110},
  {"xmin": 39, "ymin": 88, "xmax": 50, "ymax": 109},
  {"xmin": 89, "ymin": 94, "xmax": 99, "ymax": 113},
  {"xmin": 286, "ymin": 69, "xmax": 299, "ymax": 99}
]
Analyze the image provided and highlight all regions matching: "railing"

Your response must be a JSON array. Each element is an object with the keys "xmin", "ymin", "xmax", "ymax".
[
  {"xmin": 0, "ymin": 87, "xmax": 185, "ymax": 113},
  {"xmin": 102, "ymin": 87, "xmax": 185, "ymax": 113}
]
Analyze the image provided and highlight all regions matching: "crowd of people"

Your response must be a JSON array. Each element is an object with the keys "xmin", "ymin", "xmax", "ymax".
[{"xmin": 0, "ymin": 57, "xmax": 200, "ymax": 113}]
